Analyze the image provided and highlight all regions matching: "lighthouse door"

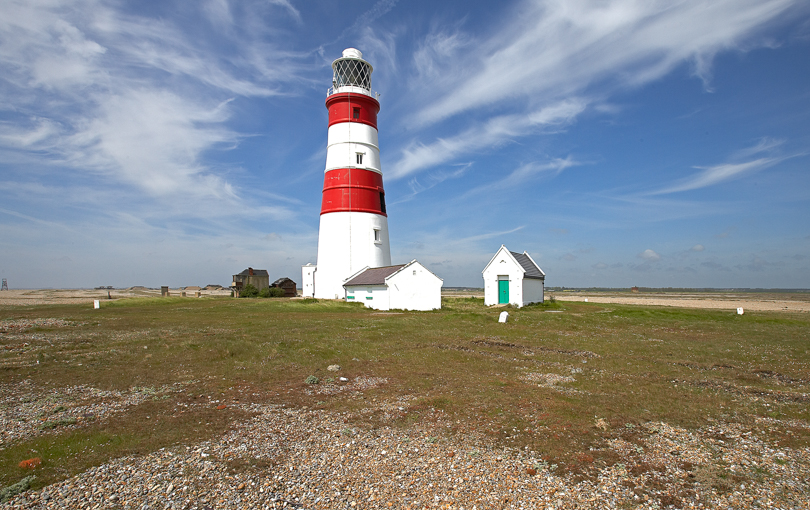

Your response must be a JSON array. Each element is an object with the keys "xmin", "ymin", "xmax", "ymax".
[{"xmin": 498, "ymin": 278, "xmax": 509, "ymax": 304}]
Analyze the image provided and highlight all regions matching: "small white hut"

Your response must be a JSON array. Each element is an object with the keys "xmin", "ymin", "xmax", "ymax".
[
  {"xmin": 343, "ymin": 260, "xmax": 443, "ymax": 311},
  {"xmin": 482, "ymin": 246, "xmax": 545, "ymax": 307}
]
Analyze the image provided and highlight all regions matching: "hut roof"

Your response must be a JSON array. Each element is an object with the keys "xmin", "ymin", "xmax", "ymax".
[
  {"xmin": 235, "ymin": 268, "xmax": 269, "ymax": 277},
  {"xmin": 509, "ymin": 251, "xmax": 545, "ymax": 280},
  {"xmin": 344, "ymin": 264, "xmax": 406, "ymax": 286}
]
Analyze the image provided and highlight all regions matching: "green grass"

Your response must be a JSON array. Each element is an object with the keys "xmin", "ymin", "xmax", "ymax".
[{"xmin": 2, "ymin": 296, "xmax": 809, "ymax": 490}]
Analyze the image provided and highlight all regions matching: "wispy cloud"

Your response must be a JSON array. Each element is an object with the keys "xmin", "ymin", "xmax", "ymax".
[
  {"xmin": 649, "ymin": 138, "xmax": 803, "ymax": 195},
  {"xmin": 733, "ymin": 137, "xmax": 785, "ymax": 158},
  {"xmin": 392, "ymin": 163, "xmax": 470, "ymax": 205},
  {"xmin": 459, "ymin": 157, "xmax": 580, "ymax": 200},
  {"xmin": 267, "ymin": 0, "xmax": 302, "ymax": 24},
  {"xmin": 67, "ymin": 90, "xmax": 240, "ymax": 198},
  {"xmin": 454, "ymin": 226, "xmax": 525, "ymax": 244},
  {"xmin": 413, "ymin": 0, "xmax": 801, "ymax": 126},
  {"xmin": 651, "ymin": 158, "xmax": 780, "ymax": 195},
  {"xmin": 389, "ymin": 99, "xmax": 585, "ymax": 179},
  {"xmin": 0, "ymin": 207, "xmax": 79, "ymax": 232},
  {"xmin": 359, "ymin": 27, "xmax": 400, "ymax": 76},
  {"xmin": 496, "ymin": 157, "xmax": 578, "ymax": 190},
  {"xmin": 328, "ymin": 0, "xmax": 399, "ymax": 48},
  {"xmin": 0, "ymin": 0, "xmax": 311, "ymax": 208},
  {"xmin": 409, "ymin": 24, "xmax": 470, "ymax": 86}
]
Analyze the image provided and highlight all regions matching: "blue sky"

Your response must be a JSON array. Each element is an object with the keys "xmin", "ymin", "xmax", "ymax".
[{"xmin": 1, "ymin": 0, "xmax": 809, "ymax": 289}]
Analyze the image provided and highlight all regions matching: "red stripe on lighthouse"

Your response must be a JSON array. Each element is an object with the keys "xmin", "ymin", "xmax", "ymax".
[
  {"xmin": 321, "ymin": 168, "xmax": 386, "ymax": 216},
  {"xmin": 326, "ymin": 93, "xmax": 379, "ymax": 129}
]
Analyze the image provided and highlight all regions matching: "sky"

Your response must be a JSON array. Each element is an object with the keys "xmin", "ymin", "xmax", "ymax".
[{"xmin": 1, "ymin": 0, "xmax": 809, "ymax": 289}]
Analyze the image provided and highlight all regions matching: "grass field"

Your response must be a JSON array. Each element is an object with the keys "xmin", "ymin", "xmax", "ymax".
[{"xmin": 1, "ymin": 296, "xmax": 809, "ymax": 494}]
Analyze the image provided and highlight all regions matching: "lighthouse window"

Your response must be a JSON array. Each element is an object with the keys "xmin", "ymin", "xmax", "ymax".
[
  {"xmin": 353, "ymin": 107, "xmax": 360, "ymax": 120},
  {"xmin": 356, "ymin": 153, "xmax": 363, "ymax": 165},
  {"xmin": 379, "ymin": 192, "xmax": 386, "ymax": 214},
  {"xmin": 373, "ymin": 228, "xmax": 381, "ymax": 243}
]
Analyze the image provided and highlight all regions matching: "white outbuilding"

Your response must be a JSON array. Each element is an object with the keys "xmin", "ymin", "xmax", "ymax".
[
  {"xmin": 482, "ymin": 245, "xmax": 545, "ymax": 307},
  {"xmin": 343, "ymin": 260, "xmax": 443, "ymax": 311}
]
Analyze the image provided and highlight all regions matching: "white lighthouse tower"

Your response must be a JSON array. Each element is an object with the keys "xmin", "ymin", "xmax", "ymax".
[{"xmin": 303, "ymin": 48, "xmax": 391, "ymax": 299}]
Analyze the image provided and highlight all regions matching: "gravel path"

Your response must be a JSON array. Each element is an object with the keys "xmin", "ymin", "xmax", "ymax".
[
  {"xmin": 0, "ymin": 289, "xmax": 231, "ymax": 307},
  {"xmin": 3, "ymin": 391, "xmax": 809, "ymax": 509},
  {"xmin": 552, "ymin": 294, "xmax": 810, "ymax": 313}
]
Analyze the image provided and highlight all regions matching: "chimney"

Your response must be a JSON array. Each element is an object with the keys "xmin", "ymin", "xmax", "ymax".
[{"xmin": 249, "ymin": 267, "xmax": 254, "ymax": 276}]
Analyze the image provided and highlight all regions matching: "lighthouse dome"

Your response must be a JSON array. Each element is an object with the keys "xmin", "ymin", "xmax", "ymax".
[{"xmin": 342, "ymin": 48, "xmax": 363, "ymax": 59}]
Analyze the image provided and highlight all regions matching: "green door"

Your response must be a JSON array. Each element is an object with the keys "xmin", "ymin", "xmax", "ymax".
[{"xmin": 498, "ymin": 280, "xmax": 509, "ymax": 304}]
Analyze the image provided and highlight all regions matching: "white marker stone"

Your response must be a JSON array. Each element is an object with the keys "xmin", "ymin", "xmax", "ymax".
[
  {"xmin": 93, "ymin": 300, "xmax": 100, "ymax": 309},
  {"xmin": 737, "ymin": 307, "xmax": 744, "ymax": 315},
  {"xmin": 499, "ymin": 311, "xmax": 509, "ymax": 323}
]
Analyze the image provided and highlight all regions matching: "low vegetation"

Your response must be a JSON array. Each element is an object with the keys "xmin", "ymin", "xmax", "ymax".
[
  {"xmin": 240, "ymin": 284, "xmax": 285, "ymax": 298},
  {"xmin": 1, "ymin": 296, "xmax": 808, "ymax": 491}
]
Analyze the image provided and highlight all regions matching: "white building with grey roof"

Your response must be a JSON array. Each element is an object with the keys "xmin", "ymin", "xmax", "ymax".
[
  {"xmin": 482, "ymin": 246, "xmax": 545, "ymax": 307},
  {"xmin": 343, "ymin": 260, "xmax": 442, "ymax": 311}
]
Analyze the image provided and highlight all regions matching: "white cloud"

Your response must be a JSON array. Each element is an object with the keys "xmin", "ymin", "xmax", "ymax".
[
  {"xmin": 267, "ymin": 0, "xmax": 302, "ymax": 23},
  {"xmin": 390, "ymin": 0, "xmax": 802, "ymax": 181},
  {"xmin": 651, "ymin": 158, "xmax": 780, "ymax": 195},
  {"xmin": 638, "ymin": 249, "xmax": 661, "ymax": 261},
  {"xmin": 203, "ymin": 0, "xmax": 233, "ymax": 28},
  {"xmin": 648, "ymin": 137, "xmax": 805, "ymax": 195},
  {"xmin": 0, "ymin": 0, "xmax": 312, "ymax": 210},
  {"xmin": 64, "ymin": 90, "xmax": 240, "ymax": 199},
  {"xmin": 412, "ymin": 0, "xmax": 801, "ymax": 126},
  {"xmin": 393, "ymin": 163, "xmax": 470, "ymax": 205},
  {"xmin": 0, "ymin": 1, "xmax": 107, "ymax": 91},
  {"xmin": 359, "ymin": 27, "xmax": 400, "ymax": 75},
  {"xmin": 389, "ymin": 98, "xmax": 586, "ymax": 179},
  {"xmin": 95, "ymin": 14, "xmax": 284, "ymax": 97},
  {"xmin": 331, "ymin": 0, "xmax": 399, "ymax": 46},
  {"xmin": 497, "ymin": 158, "xmax": 579, "ymax": 189},
  {"xmin": 691, "ymin": 244, "xmax": 705, "ymax": 252},
  {"xmin": 0, "ymin": 118, "xmax": 61, "ymax": 148},
  {"xmin": 733, "ymin": 137, "xmax": 785, "ymax": 158},
  {"xmin": 410, "ymin": 26, "xmax": 470, "ymax": 85},
  {"xmin": 455, "ymin": 226, "xmax": 525, "ymax": 244},
  {"xmin": 457, "ymin": 157, "xmax": 580, "ymax": 201}
]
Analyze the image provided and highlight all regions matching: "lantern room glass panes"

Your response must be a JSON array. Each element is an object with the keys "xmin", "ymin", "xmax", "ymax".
[{"xmin": 332, "ymin": 58, "xmax": 372, "ymax": 91}]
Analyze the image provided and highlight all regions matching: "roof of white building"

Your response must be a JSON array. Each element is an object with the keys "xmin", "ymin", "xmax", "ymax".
[
  {"xmin": 510, "ymin": 251, "xmax": 545, "ymax": 280},
  {"xmin": 343, "ymin": 264, "xmax": 406, "ymax": 286},
  {"xmin": 344, "ymin": 260, "xmax": 444, "ymax": 287},
  {"xmin": 482, "ymin": 245, "xmax": 545, "ymax": 280}
]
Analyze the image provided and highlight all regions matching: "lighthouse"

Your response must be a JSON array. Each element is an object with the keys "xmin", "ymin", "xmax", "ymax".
[{"xmin": 303, "ymin": 48, "xmax": 391, "ymax": 299}]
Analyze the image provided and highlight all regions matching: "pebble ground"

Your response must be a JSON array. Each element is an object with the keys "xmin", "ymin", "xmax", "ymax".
[{"xmin": 3, "ymin": 381, "xmax": 809, "ymax": 510}]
